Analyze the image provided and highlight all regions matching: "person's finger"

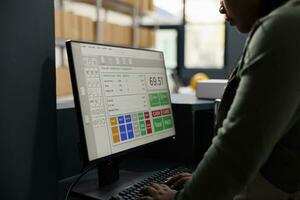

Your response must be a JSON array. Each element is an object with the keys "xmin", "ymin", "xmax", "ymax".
[
  {"xmin": 165, "ymin": 174, "xmax": 180, "ymax": 185},
  {"xmin": 165, "ymin": 174, "xmax": 191, "ymax": 187},
  {"xmin": 171, "ymin": 177, "xmax": 191, "ymax": 189},
  {"xmin": 159, "ymin": 183, "xmax": 170, "ymax": 189},
  {"xmin": 147, "ymin": 185, "xmax": 159, "ymax": 195},
  {"xmin": 149, "ymin": 183, "xmax": 163, "ymax": 191},
  {"xmin": 168, "ymin": 173, "xmax": 191, "ymax": 181},
  {"xmin": 165, "ymin": 173, "xmax": 191, "ymax": 185},
  {"xmin": 138, "ymin": 196, "xmax": 152, "ymax": 200}
]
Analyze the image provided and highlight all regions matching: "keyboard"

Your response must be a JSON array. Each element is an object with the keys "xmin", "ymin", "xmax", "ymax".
[{"xmin": 110, "ymin": 167, "xmax": 192, "ymax": 200}]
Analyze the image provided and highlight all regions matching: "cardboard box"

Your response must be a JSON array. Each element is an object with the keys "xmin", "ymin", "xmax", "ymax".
[
  {"xmin": 140, "ymin": 0, "xmax": 148, "ymax": 13},
  {"xmin": 123, "ymin": 26, "xmax": 133, "ymax": 46},
  {"xmin": 148, "ymin": 0, "xmax": 154, "ymax": 12},
  {"xmin": 112, "ymin": 24, "xmax": 122, "ymax": 45},
  {"xmin": 136, "ymin": 28, "xmax": 156, "ymax": 48},
  {"xmin": 56, "ymin": 10, "xmax": 81, "ymax": 40},
  {"xmin": 62, "ymin": 11, "xmax": 74, "ymax": 40},
  {"xmin": 97, "ymin": 23, "xmax": 154, "ymax": 47},
  {"xmin": 72, "ymin": 14, "xmax": 81, "ymax": 40},
  {"xmin": 65, "ymin": 12, "xmax": 81, "ymax": 40},
  {"xmin": 117, "ymin": 25, "xmax": 132, "ymax": 46},
  {"xmin": 119, "ymin": 0, "xmax": 139, "ymax": 7},
  {"xmin": 80, "ymin": 16, "xmax": 95, "ymax": 41},
  {"xmin": 137, "ymin": 27, "xmax": 148, "ymax": 48},
  {"xmin": 56, "ymin": 67, "xmax": 73, "ymax": 97},
  {"xmin": 148, "ymin": 29, "xmax": 155, "ymax": 47},
  {"xmin": 98, "ymin": 22, "xmax": 132, "ymax": 46},
  {"xmin": 99, "ymin": 21, "xmax": 113, "ymax": 44},
  {"xmin": 140, "ymin": 0, "xmax": 154, "ymax": 13},
  {"xmin": 55, "ymin": 9, "xmax": 63, "ymax": 39}
]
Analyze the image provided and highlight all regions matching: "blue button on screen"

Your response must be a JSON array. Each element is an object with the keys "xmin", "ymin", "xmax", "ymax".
[
  {"xmin": 118, "ymin": 116, "xmax": 125, "ymax": 124},
  {"xmin": 126, "ymin": 123, "xmax": 133, "ymax": 131},
  {"xmin": 125, "ymin": 114, "xmax": 132, "ymax": 123},
  {"xmin": 128, "ymin": 130, "xmax": 134, "ymax": 139},
  {"xmin": 121, "ymin": 133, "xmax": 127, "ymax": 141},
  {"xmin": 119, "ymin": 125, "xmax": 126, "ymax": 134}
]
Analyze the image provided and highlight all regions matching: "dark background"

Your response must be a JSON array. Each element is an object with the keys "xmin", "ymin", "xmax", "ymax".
[{"xmin": 0, "ymin": 1, "xmax": 57, "ymax": 200}]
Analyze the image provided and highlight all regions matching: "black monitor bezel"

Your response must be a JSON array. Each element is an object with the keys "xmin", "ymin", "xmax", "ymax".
[{"xmin": 66, "ymin": 40, "xmax": 176, "ymax": 166}]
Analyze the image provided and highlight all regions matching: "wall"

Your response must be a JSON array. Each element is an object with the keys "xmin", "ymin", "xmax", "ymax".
[{"xmin": 0, "ymin": 1, "xmax": 57, "ymax": 200}]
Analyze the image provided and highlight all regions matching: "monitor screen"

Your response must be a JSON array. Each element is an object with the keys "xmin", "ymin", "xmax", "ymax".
[{"xmin": 67, "ymin": 41, "xmax": 176, "ymax": 162}]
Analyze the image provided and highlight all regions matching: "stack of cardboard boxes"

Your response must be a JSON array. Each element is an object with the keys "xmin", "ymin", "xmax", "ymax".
[
  {"xmin": 99, "ymin": 22, "xmax": 155, "ymax": 48},
  {"xmin": 55, "ymin": 0, "xmax": 155, "ymax": 97},
  {"xmin": 137, "ymin": 27, "xmax": 155, "ymax": 48},
  {"xmin": 55, "ymin": 10, "xmax": 95, "ymax": 41},
  {"xmin": 55, "ymin": 10, "xmax": 155, "ymax": 48},
  {"xmin": 76, "ymin": 0, "xmax": 154, "ymax": 14},
  {"xmin": 99, "ymin": 22, "xmax": 133, "ymax": 47}
]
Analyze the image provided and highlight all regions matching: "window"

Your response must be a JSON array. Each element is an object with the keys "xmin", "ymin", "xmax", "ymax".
[
  {"xmin": 155, "ymin": 29, "xmax": 177, "ymax": 69},
  {"xmin": 154, "ymin": 29, "xmax": 179, "ymax": 93},
  {"xmin": 184, "ymin": 0, "xmax": 225, "ymax": 69},
  {"xmin": 141, "ymin": 0, "xmax": 184, "ymax": 25},
  {"xmin": 140, "ymin": 0, "xmax": 183, "ymax": 70}
]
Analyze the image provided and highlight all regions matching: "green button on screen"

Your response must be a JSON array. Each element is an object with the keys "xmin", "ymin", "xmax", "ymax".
[
  {"xmin": 153, "ymin": 118, "xmax": 164, "ymax": 132},
  {"xmin": 139, "ymin": 121, "xmax": 147, "ymax": 136},
  {"xmin": 163, "ymin": 116, "xmax": 173, "ymax": 129},
  {"xmin": 159, "ymin": 93, "xmax": 169, "ymax": 106},
  {"xmin": 149, "ymin": 93, "xmax": 160, "ymax": 107}
]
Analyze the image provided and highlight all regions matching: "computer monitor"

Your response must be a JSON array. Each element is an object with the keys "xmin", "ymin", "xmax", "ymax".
[{"xmin": 66, "ymin": 41, "xmax": 176, "ymax": 169}]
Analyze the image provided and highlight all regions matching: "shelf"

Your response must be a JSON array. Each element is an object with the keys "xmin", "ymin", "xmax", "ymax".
[
  {"xmin": 55, "ymin": 39, "xmax": 66, "ymax": 47},
  {"xmin": 57, "ymin": 95, "xmax": 74, "ymax": 109},
  {"xmin": 72, "ymin": 0, "xmax": 151, "ymax": 16},
  {"xmin": 103, "ymin": 0, "xmax": 135, "ymax": 15}
]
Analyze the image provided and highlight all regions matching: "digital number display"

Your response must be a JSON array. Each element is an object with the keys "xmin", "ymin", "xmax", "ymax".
[
  {"xmin": 149, "ymin": 76, "xmax": 164, "ymax": 87},
  {"xmin": 146, "ymin": 74, "xmax": 167, "ymax": 91}
]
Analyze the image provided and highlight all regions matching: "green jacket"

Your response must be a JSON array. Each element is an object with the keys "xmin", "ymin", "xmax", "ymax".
[{"xmin": 174, "ymin": 1, "xmax": 300, "ymax": 199}]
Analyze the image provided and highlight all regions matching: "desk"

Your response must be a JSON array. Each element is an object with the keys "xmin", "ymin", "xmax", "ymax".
[{"xmin": 172, "ymin": 94, "xmax": 215, "ymax": 162}]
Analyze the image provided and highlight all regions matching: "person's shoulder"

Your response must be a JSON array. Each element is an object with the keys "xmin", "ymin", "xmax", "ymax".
[
  {"xmin": 258, "ymin": 2, "xmax": 300, "ymax": 34},
  {"xmin": 242, "ymin": 2, "xmax": 300, "ymax": 71},
  {"xmin": 247, "ymin": 2, "xmax": 300, "ymax": 51},
  {"xmin": 270, "ymin": 0, "xmax": 300, "ymax": 16}
]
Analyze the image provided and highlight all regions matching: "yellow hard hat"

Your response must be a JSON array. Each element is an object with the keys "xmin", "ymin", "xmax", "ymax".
[{"xmin": 190, "ymin": 73, "xmax": 209, "ymax": 90}]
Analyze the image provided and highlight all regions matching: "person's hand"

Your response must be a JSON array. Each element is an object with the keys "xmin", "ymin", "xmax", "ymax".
[
  {"xmin": 165, "ymin": 173, "xmax": 192, "ymax": 190},
  {"xmin": 138, "ymin": 183, "xmax": 177, "ymax": 200}
]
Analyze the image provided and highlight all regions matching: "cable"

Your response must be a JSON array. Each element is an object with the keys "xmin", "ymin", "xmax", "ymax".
[{"xmin": 64, "ymin": 163, "xmax": 98, "ymax": 200}]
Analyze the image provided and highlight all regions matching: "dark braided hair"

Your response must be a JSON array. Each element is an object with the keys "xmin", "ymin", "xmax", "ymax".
[{"xmin": 260, "ymin": 0, "xmax": 289, "ymax": 16}]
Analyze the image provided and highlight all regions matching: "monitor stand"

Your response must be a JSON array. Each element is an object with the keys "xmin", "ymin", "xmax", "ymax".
[
  {"xmin": 97, "ymin": 159, "xmax": 120, "ymax": 187},
  {"xmin": 71, "ymin": 159, "xmax": 154, "ymax": 200}
]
